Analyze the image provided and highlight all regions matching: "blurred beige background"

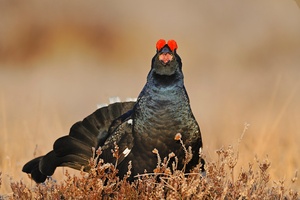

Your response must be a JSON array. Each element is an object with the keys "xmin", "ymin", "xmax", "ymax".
[{"xmin": 1, "ymin": 0, "xmax": 300, "ymax": 193}]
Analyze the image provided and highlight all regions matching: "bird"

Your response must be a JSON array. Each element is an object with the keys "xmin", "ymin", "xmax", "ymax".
[{"xmin": 22, "ymin": 39, "xmax": 205, "ymax": 183}]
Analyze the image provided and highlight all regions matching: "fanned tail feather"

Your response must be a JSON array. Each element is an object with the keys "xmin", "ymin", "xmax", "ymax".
[{"xmin": 22, "ymin": 101, "xmax": 135, "ymax": 183}]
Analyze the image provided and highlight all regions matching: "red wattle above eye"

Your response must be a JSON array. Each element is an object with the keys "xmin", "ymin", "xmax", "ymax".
[
  {"xmin": 156, "ymin": 39, "xmax": 166, "ymax": 51},
  {"xmin": 167, "ymin": 40, "xmax": 178, "ymax": 51}
]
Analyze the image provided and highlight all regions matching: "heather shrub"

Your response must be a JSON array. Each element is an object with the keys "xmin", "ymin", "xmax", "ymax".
[{"xmin": 7, "ymin": 143, "xmax": 299, "ymax": 200}]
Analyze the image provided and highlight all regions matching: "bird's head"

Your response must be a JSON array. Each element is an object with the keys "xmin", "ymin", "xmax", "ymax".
[{"xmin": 151, "ymin": 39, "xmax": 182, "ymax": 76}]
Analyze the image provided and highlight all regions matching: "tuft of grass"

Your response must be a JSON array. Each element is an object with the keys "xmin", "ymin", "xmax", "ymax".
[{"xmin": 7, "ymin": 142, "xmax": 299, "ymax": 199}]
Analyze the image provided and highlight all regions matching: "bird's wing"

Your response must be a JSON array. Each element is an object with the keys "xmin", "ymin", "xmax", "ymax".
[{"xmin": 100, "ymin": 115, "xmax": 134, "ymax": 167}]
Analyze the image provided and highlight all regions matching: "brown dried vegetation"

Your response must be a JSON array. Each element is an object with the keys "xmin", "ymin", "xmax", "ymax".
[{"xmin": 1, "ymin": 141, "xmax": 298, "ymax": 200}]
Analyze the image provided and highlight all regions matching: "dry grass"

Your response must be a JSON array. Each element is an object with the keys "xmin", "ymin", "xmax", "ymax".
[{"xmin": 2, "ymin": 139, "xmax": 299, "ymax": 199}]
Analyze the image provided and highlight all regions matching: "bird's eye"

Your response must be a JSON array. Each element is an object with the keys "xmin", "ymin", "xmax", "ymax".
[
  {"xmin": 156, "ymin": 39, "xmax": 166, "ymax": 51},
  {"xmin": 167, "ymin": 40, "xmax": 178, "ymax": 51}
]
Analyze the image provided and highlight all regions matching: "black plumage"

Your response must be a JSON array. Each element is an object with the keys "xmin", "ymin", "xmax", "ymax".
[{"xmin": 22, "ymin": 39, "xmax": 205, "ymax": 183}]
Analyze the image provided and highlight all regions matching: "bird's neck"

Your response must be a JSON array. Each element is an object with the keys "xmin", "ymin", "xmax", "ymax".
[{"xmin": 147, "ymin": 71, "xmax": 184, "ymax": 89}]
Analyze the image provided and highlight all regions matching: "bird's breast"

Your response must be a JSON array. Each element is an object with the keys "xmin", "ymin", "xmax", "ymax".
[{"xmin": 132, "ymin": 86, "xmax": 199, "ymax": 158}]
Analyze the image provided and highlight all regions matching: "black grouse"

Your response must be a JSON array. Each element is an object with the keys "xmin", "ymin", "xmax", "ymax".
[{"xmin": 22, "ymin": 39, "xmax": 205, "ymax": 183}]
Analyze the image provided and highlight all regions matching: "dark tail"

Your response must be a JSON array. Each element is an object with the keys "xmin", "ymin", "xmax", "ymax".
[{"xmin": 22, "ymin": 101, "xmax": 135, "ymax": 183}]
